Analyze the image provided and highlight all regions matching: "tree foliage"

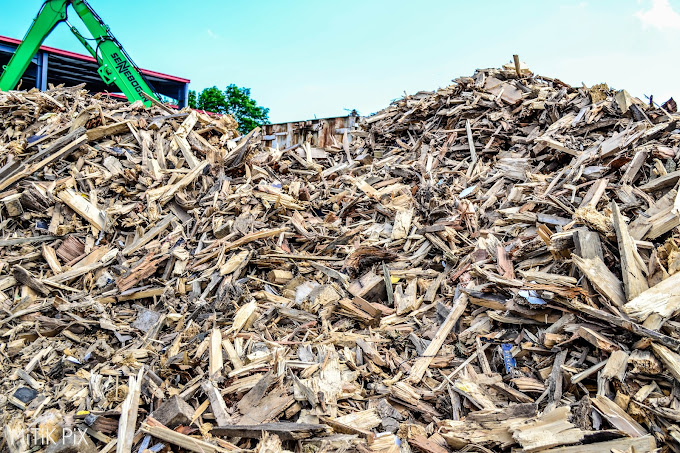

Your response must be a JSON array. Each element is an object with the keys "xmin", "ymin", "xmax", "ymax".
[
  {"xmin": 187, "ymin": 85, "xmax": 269, "ymax": 134},
  {"xmin": 187, "ymin": 90, "xmax": 197, "ymax": 109}
]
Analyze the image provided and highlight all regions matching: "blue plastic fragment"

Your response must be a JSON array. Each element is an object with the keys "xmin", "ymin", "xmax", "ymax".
[
  {"xmin": 26, "ymin": 135, "xmax": 46, "ymax": 144},
  {"xmin": 501, "ymin": 343, "xmax": 516, "ymax": 372},
  {"xmin": 518, "ymin": 289, "xmax": 546, "ymax": 305},
  {"xmin": 137, "ymin": 435, "xmax": 151, "ymax": 453}
]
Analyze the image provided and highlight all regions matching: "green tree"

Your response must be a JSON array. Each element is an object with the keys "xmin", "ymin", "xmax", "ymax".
[
  {"xmin": 197, "ymin": 87, "xmax": 227, "ymax": 114},
  {"xmin": 190, "ymin": 85, "xmax": 269, "ymax": 134},
  {"xmin": 223, "ymin": 85, "xmax": 269, "ymax": 134},
  {"xmin": 188, "ymin": 90, "xmax": 197, "ymax": 109}
]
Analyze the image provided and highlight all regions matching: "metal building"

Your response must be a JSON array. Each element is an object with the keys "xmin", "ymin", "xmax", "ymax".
[{"xmin": 0, "ymin": 35, "xmax": 190, "ymax": 107}]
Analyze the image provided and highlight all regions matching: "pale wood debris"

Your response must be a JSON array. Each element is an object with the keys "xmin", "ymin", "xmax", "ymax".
[{"xmin": 0, "ymin": 62, "xmax": 679, "ymax": 452}]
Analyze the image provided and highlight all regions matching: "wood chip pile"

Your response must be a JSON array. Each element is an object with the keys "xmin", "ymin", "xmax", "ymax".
[{"xmin": 0, "ymin": 62, "xmax": 679, "ymax": 453}]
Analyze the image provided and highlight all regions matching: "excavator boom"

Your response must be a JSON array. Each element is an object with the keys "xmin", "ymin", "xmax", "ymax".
[{"xmin": 0, "ymin": 0, "xmax": 160, "ymax": 106}]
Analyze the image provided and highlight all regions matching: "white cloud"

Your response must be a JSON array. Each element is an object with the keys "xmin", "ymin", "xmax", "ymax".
[
  {"xmin": 635, "ymin": 0, "xmax": 680, "ymax": 30},
  {"xmin": 206, "ymin": 29, "xmax": 219, "ymax": 39}
]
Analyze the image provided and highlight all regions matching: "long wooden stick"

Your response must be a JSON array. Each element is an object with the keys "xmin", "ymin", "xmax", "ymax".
[
  {"xmin": 409, "ymin": 283, "xmax": 471, "ymax": 383},
  {"xmin": 141, "ymin": 418, "xmax": 229, "ymax": 453},
  {"xmin": 116, "ymin": 368, "xmax": 144, "ymax": 453}
]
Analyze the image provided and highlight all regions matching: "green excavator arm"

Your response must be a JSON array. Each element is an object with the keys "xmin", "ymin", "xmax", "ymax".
[{"xmin": 0, "ymin": 0, "xmax": 160, "ymax": 107}]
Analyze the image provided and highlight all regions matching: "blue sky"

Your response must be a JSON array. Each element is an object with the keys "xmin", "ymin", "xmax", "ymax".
[{"xmin": 1, "ymin": 0, "xmax": 679, "ymax": 122}]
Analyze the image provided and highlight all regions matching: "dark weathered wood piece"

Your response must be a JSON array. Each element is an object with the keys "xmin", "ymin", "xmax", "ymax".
[{"xmin": 211, "ymin": 423, "xmax": 326, "ymax": 440}]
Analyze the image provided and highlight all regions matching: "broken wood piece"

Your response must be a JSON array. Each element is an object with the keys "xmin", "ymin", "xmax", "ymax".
[
  {"xmin": 56, "ymin": 187, "xmax": 109, "ymax": 232},
  {"xmin": 1, "ymin": 193, "xmax": 23, "ymax": 216},
  {"xmin": 577, "ymin": 326, "xmax": 620, "ymax": 352},
  {"xmin": 211, "ymin": 422, "xmax": 326, "ymax": 440},
  {"xmin": 116, "ymin": 368, "xmax": 144, "ymax": 453},
  {"xmin": 141, "ymin": 417, "xmax": 229, "ymax": 453},
  {"xmin": 201, "ymin": 381, "xmax": 231, "ymax": 426},
  {"xmin": 612, "ymin": 202, "xmax": 648, "ymax": 301},
  {"xmin": 624, "ymin": 271, "xmax": 680, "ymax": 325},
  {"xmin": 408, "ymin": 284, "xmax": 470, "ymax": 383},
  {"xmin": 12, "ymin": 265, "xmax": 50, "ymax": 296},
  {"xmin": 123, "ymin": 213, "xmax": 175, "ymax": 256},
  {"xmin": 571, "ymin": 254, "xmax": 625, "ymax": 307},
  {"xmin": 591, "ymin": 394, "xmax": 647, "ymax": 437}
]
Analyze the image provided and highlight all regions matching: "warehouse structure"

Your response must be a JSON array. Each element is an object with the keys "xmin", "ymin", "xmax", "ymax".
[{"xmin": 0, "ymin": 35, "xmax": 190, "ymax": 107}]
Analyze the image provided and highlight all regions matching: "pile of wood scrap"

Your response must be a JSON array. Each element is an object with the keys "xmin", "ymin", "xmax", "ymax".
[{"xmin": 0, "ymin": 61, "xmax": 680, "ymax": 453}]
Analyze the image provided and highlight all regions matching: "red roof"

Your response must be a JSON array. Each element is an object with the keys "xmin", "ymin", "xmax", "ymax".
[{"xmin": 0, "ymin": 35, "xmax": 190, "ymax": 84}]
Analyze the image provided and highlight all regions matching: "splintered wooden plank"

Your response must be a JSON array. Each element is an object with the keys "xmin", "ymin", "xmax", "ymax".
[
  {"xmin": 599, "ymin": 130, "xmax": 627, "ymax": 158},
  {"xmin": 612, "ymin": 202, "xmax": 648, "ymax": 300},
  {"xmin": 572, "ymin": 254, "xmax": 625, "ymax": 307},
  {"xmin": 624, "ymin": 272, "xmax": 680, "ymax": 325},
  {"xmin": 629, "ymin": 189, "xmax": 677, "ymax": 240},
  {"xmin": 236, "ymin": 388, "xmax": 295, "ymax": 424},
  {"xmin": 577, "ymin": 326, "xmax": 619, "ymax": 352},
  {"xmin": 644, "ymin": 205, "xmax": 680, "ymax": 240},
  {"xmin": 172, "ymin": 111, "xmax": 200, "ymax": 168},
  {"xmin": 201, "ymin": 381, "xmax": 230, "ymax": 425},
  {"xmin": 56, "ymin": 188, "xmax": 109, "ymax": 232},
  {"xmin": 465, "ymin": 119, "xmax": 478, "ymax": 178},
  {"xmin": 86, "ymin": 120, "xmax": 131, "ymax": 141},
  {"xmin": 351, "ymin": 177, "xmax": 380, "ymax": 199},
  {"xmin": 348, "ymin": 271, "xmax": 384, "ymax": 300},
  {"xmin": 392, "ymin": 207, "xmax": 413, "ymax": 240},
  {"xmin": 509, "ymin": 406, "xmax": 585, "ymax": 451},
  {"xmin": 12, "ymin": 265, "xmax": 50, "ymax": 296},
  {"xmin": 193, "ymin": 228, "xmax": 287, "ymax": 268},
  {"xmin": 211, "ymin": 423, "xmax": 325, "ymax": 440},
  {"xmin": 535, "ymin": 137, "xmax": 580, "ymax": 157},
  {"xmin": 0, "ymin": 235, "xmax": 57, "ymax": 247},
  {"xmin": 621, "ymin": 148, "xmax": 648, "ymax": 185},
  {"xmin": 123, "ymin": 213, "xmax": 175, "ymax": 256},
  {"xmin": 97, "ymin": 287, "xmax": 165, "ymax": 304},
  {"xmin": 651, "ymin": 343, "xmax": 680, "ymax": 384},
  {"xmin": 570, "ymin": 360, "xmax": 608, "ymax": 384},
  {"xmin": 319, "ymin": 415, "xmax": 374, "ymax": 441},
  {"xmin": 591, "ymin": 395, "xmax": 647, "ymax": 437},
  {"xmin": 116, "ymin": 368, "xmax": 144, "ymax": 453},
  {"xmin": 47, "ymin": 247, "xmax": 117, "ymax": 284},
  {"xmin": 639, "ymin": 169, "xmax": 680, "ymax": 192},
  {"xmin": 395, "ymin": 278, "xmax": 419, "ymax": 315},
  {"xmin": 601, "ymin": 350, "xmax": 628, "ymax": 381},
  {"xmin": 338, "ymin": 297, "xmax": 380, "ymax": 325},
  {"xmin": 209, "ymin": 327, "xmax": 224, "ymax": 378},
  {"xmin": 116, "ymin": 254, "xmax": 167, "ymax": 291},
  {"xmin": 141, "ymin": 419, "xmax": 229, "ymax": 453},
  {"xmin": 573, "ymin": 229, "xmax": 604, "ymax": 262},
  {"xmin": 253, "ymin": 189, "xmax": 305, "ymax": 210},
  {"xmin": 579, "ymin": 178, "xmax": 608, "ymax": 208},
  {"xmin": 408, "ymin": 285, "xmax": 470, "ymax": 383},
  {"xmin": 424, "ymin": 231, "xmax": 458, "ymax": 263},
  {"xmin": 531, "ymin": 435, "xmax": 655, "ymax": 453},
  {"xmin": 453, "ymin": 377, "xmax": 497, "ymax": 410},
  {"xmin": 224, "ymin": 228, "xmax": 287, "ymax": 253},
  {"xmin": 146, "ymin": 161, "xmax": 208, "ymax": 205},
  {"xmin": 561, "ymin": 298, "xmax": 680, "ymax": 351},
  {"xmin": 41, "ymin": 244, "xmax": 62, "ymax": 274},
  {"xmin": 222, "ymin": 338, "xmax": 243, "ymax": 370}
]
